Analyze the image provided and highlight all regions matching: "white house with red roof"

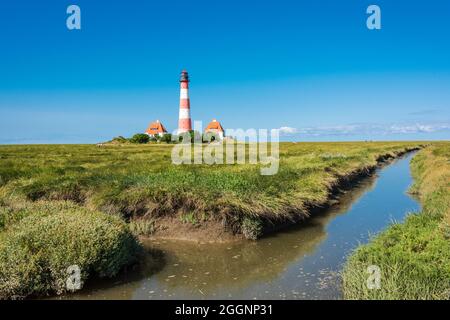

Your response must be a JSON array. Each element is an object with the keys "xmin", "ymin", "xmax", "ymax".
[
  {"xmin": 145, "ymin": 120, "xmax": 168, "ymax": 137},
  {"xmin": 205, "ymin": 119, "xmax": 225, "ymax": 140}
]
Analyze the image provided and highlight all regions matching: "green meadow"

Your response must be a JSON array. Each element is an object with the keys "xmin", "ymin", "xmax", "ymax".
[
  {"xmin": 342, "ymin": 142, "xmax": 450, "ymax": 300},
  {"xmin": 0, "ymin": 141, "xmax": 432, "ymax": 298}
]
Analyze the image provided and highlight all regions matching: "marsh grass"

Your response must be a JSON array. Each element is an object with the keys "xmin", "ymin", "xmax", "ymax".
[
  {"xmin": 0, "ymin": 141, "xmax": 428, "ymax": 299},
  {"xmin": 342, "ymin": 143, "xmax": 450, "ymax": 300},
  {"xmin": 0, "ymin": 142, "xmax": 423, "ymax": 236},
  {"xmin": 0, "ymin": 205, "xmax": 141, "ymax": 299}
]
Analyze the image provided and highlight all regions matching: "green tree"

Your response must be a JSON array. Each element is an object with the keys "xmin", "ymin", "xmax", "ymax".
[
  {"xmin": 130, "ymin": 133, "xmax": 150, "ymax": 144},
  {"xmin": 160, "ymin": 133, "xmax": 173, "ymax": 143},
  {"xmin": 203, "ymin": 132, "xmax": 219, "ymax": 143},
  {"xmin": 177, "ymin": 130, "xmax": 202, "ymax": 144}
]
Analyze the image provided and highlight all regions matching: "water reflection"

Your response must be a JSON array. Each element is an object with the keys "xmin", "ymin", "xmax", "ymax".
[{"xmin": 66, "ymin": 154, "xmax": 419, "ymax": 300}]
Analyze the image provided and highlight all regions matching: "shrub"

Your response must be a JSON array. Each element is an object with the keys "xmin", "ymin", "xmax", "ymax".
[
  {"xmin": 130, "ymin": 133, "xmax": 150, "ymax": 144},
  {"xmin": 177, "ymin": 131, "xmax": 202, "ymax": 144},
  {"xmin": 160, "ymin": 133, "xmax": 173, "ymax": 144},
  {"xmin": 0, "ymin": 209, "xmax": 142, "ymax": 299},
  {"xmin": 111, "ymin": 136, "xmax": 127, "ymax": 143},
  {"xmin": 203, "ymin": 132, "xmax": 219, "ymax": 143}
]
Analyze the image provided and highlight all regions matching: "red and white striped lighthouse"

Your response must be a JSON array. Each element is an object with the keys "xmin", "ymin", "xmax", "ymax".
[{"xmin": 178, "ymin": 70, "xmax": 192, "ymax": 134}]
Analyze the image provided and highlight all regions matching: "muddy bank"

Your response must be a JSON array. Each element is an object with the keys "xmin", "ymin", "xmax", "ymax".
[
  {"xmin": 144, "ymin": 217, "xmax": 245, "ymax": 243},
  {"xmin": 65, "ymin": 151, "xmax": 421, "ymax": 300},
  {"xmin": 143, "ymin": 147, "xmax": 423, "ymax": 243}
]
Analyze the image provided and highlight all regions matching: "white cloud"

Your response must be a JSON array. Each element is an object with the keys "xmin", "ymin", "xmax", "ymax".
[
  {"xmin": 276, "ymin": 126, "xmax": 298, "ymax": 135},
  {"xmin": 294, "ymin": 122, "xmax": 450, "ymax": 137}
]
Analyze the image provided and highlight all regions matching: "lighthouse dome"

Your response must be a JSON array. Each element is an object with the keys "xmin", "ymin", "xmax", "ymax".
[{"xmin": 180, "ymin": 70, "xmax": 189, "ymax": 82}]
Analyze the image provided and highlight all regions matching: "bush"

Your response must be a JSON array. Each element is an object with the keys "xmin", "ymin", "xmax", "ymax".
[
  {"xmin": 130, "ymin": 133, "xmax": 150, "ymax": 144},
  {"xmin": 177, "ymin": 131, "xmax": 202, "ymax": 144},
  {"xmin": 202, "ymin": 132, "xmax": 217, "ymax": 143},
  {"xmin": 111, "ymin": 136, "xmax": 128, "ymax": 143},
  {"xmin": 0, "ymin": 209, "xmax": 142, "ymax": 299},
  {"xmin": 160, "ymin": 133, "xmax": 173, "ymax": 144}
]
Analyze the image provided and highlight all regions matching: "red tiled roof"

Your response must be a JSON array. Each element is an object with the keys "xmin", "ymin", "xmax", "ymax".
[
  {"xmin": 205, "ymin": 119, "xmax": 224, "ymax": 132},
  {"xmin": 145, "ymin": 120, "xmax": 168, "ymax": 135}
]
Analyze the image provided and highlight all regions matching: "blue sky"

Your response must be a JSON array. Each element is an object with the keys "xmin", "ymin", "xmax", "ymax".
[{"xmin": 0, "ymin": 0, "xmax": 449, "ymax": 143}]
